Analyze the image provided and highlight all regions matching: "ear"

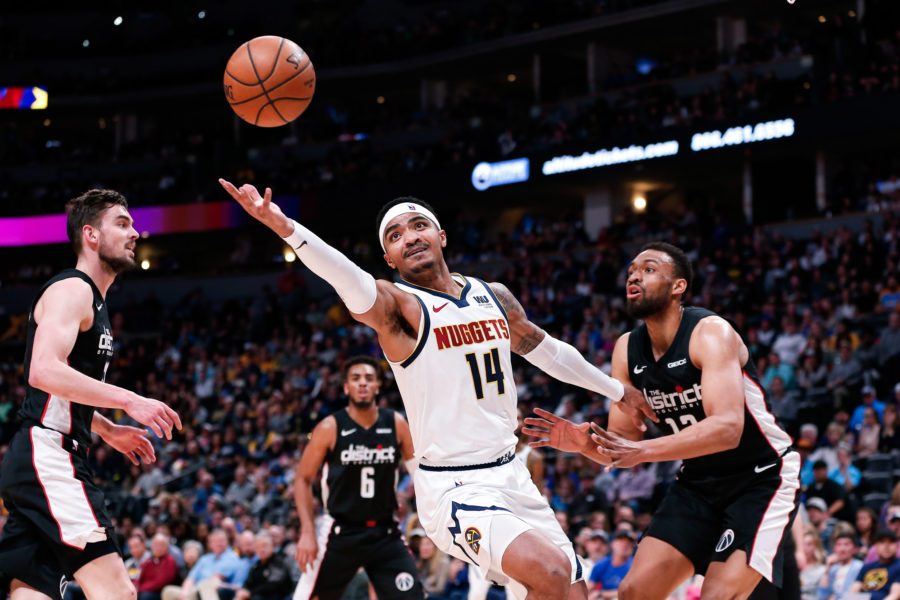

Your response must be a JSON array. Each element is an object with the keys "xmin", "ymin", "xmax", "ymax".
[
  {"xmin": 383, "ymin": 252, "xmax": 396, "ymax": 270},
  {"xmin": 83, "ymin": 224, "xmax": 99, "ymax": 247},
  {"xmin": 672, "ymin": 278, "xmax": 687, "ymax": 298},
  {"xmin": 343, "ymin": 382, "xmax": 350, "ymax": 396},
  {"xmin": 440, "ymin": 230, "xmax": 447, "ymax": 248}
]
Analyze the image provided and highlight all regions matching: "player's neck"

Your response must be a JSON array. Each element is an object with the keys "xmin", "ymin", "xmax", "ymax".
[
  {"xmin": 643, "ymin": 303, "xmax": 684, "ymax": 360},
  {"xmin": 402, "ymin": 262, "xmax": 459, "ymax": 295},
  {"xmin": 75, "ymin": 255, "xmax": 116, "ymax": 298},
  {"xmin": 347, "ymin": 403, "xmax": 379, "ymax": 428}
]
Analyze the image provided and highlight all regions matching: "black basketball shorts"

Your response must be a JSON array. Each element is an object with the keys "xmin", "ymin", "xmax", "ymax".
[
  {"xmin": 0, "ymin": 426, "xmax": 119, "ymax": 600},
  {"xmin": 644, "ymin": 451, "xmax": 800, "ymax": 587},
  {"xmin": 294, "ymin": 515, "xmax": 423, "ymax": 600}
]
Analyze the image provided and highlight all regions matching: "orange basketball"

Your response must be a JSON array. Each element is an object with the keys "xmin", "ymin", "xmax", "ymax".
[{"xmin": 223, "ymin": 36, "xmax": 316, "ymax": 127}]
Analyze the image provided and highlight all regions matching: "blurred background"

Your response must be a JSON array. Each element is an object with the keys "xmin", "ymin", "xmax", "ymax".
[{"xmin": 2, "ymin": 1, "xmax": 900, "ymax": 599}]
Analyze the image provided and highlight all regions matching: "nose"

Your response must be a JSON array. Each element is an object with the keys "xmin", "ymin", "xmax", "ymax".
[{"xmin": 129, "ymin": 226, "xmax": 139, "ymax": 240}]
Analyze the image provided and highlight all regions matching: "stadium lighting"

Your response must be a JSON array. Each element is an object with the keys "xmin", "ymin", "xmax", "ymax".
[
  {"xmin": 113, "ymin": 16, "xmax": 123, "ymax": 26},
  {"xmin": 284, "ymin": 249, "xmax": 297, "ymax": 263},
  {"xmin": 82, "ymin": 39, "xmax": 90, "ymax": 47},
  {"xmin": 507, "ymin": 74, "xmax": 517, "ymax": 82},
  {"xmin": 633, "ymin": 196, "xmax": 647, "ymax": 212},
  {"xmin": 198, "ymin": 11, "xmax": 206, "ymax": 19},
  {"xmin": 140, "ymin": 260, "xmax": 150, "ymax": 270}
]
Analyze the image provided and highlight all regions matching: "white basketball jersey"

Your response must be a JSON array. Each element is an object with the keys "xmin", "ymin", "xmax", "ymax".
[{"xmin": 388, "ymin": 274, "xmax": 518, "ymax": 466}]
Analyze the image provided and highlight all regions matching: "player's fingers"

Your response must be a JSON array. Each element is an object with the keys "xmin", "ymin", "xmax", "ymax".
[
  {"xmin": 531, "ymin": 407, "xmax": 558, "ymax": 422},
  {"xmin": 127, "ymin": 452, "xmax": 140, "ymax": 466},
  {"xmin": 520, "ymin": 425, "xmax": 549, "ymax": 437},
  {"xmin": 528, "ymin": 440, "xmax": 551, "ymax": 449},
  {"xmin": 218, "ymin": 179, "xmax": 238, "ymax": 196},
  {"xmin": 522, "ymin": 417, "xmax": 550, "ymax": 429},
  {"xmin": 165, "ymin": 405, "xmax": 183, "ymax": 430},
  {"xmin": 264, "ymin": 187, "xmax": 272, "ymax": 204},
  {"xmin": 640, "ymin": 403, "xmax": 659, "ymax": 423},
  {"xmin": 147, "ymin": 421, "xmax": 164, "ymax": 439},
  {"xmin": 627, "ymin": 408, "xmax": 648, "ymax": 432}
]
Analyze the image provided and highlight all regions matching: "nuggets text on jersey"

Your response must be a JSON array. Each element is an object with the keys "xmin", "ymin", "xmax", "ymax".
[{"xmin": 434, "ymin": 319, "xmax": 510, "ymax": 350}]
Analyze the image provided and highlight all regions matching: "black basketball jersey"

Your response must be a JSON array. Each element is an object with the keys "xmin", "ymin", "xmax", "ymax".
[
  {"xmin": 323, "ymin": 408, "xmax": 401, "ymax": 524},
  {"xmin": 20, "ymin": 269, "xmax": 114, "ymax": 446},
  {"xmin": 627, "ymin": 306, "xmax": 792, "ymax": 480}
]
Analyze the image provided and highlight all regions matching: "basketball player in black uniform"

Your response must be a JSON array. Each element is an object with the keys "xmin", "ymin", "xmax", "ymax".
[
  {"xmin": 524, "ymin": 242, "xmax": 800, "ymax": 600},
  {"xmin": 0, "ymin": 190, "xmax": 181, "ymax": 600},
  {"xmin": 293, "ymin": 356, "xmax": 423, "ymax": 600}
]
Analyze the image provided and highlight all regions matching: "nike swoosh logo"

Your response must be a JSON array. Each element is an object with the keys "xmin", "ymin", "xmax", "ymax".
[
  {"xmin": 296, "ymin": 240, "xmax": 308, "ymax": 249},
  {"xmin": 754, "ymin": 463, "xmax": 777, "ymax": 473},
  {"xmin": 341, "ymin": 428, "xmax": 356, "ymax": 436},
  {"xmin": 433, "ymin": 302, "xmax": 449, "ymax": 313},
  {"xmin": 633, "ymin": 365, "xmax": 646, "ymax": 374}
]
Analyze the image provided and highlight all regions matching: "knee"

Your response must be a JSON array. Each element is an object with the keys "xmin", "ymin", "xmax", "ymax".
[
  {"xmin": 616, "ymin": 576, "xmax": 642, "ymax": 600},
  {"xmin": 699, "ymin": 581, "xmax": 745, "ymax": 600},
  {"xmin": 528, "ymin": 553, "xmax": 570, "ymax": 598}
]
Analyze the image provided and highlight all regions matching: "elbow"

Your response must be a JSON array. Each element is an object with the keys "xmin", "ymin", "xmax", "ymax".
[
  {"xmin": 719, "ymin": 420, "xmax": 742, "ymax": 451},
  {"xmin": 28, "ymin": 363, "xmax": 46, "ymax": 389}
]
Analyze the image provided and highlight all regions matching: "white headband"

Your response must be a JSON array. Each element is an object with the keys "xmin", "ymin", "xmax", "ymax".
[{"xmin": 378, "ymin": 202, "xmax": 441, "ymax": 252}]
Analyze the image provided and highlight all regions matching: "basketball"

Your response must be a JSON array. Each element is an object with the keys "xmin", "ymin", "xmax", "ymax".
[{"xmin": 223, "ymin": 36, "xmax": 316, "ymax": 127}]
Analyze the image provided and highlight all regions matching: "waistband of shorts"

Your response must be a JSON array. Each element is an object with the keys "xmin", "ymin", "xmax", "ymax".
[
  {"xmin": 418, "ymin": 451, "xmax": 515, "ymax": 472},
  {"xmin": 23, "ymin": 420, "xmax": 89, "ymax": 459},
  {"xmin": 334, "ymin": 517, "xmax": 397, "ymax": 529}
]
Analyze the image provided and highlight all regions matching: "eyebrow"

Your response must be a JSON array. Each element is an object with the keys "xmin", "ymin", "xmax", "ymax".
[
  {"xmin": 383, "ymin": 215, "xmax": 431, "ymax": 240},
  {"xmin": 115, "ymin": 213, "xmax": 134, "ymax": 226}
]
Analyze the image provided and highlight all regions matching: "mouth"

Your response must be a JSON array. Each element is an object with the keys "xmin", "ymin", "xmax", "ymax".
[
  {"xmin": 626, "ymin": 285, "xmax": 642, "ymax": 300},
  {"xmin": 405, "ymin": 245, "xmax": 428, "ymax": 258}
]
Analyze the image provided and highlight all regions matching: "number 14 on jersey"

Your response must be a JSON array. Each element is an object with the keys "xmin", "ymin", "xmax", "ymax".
[{"xmin": 464, "ymin": 348, "xmax": 505, "ymax": 400}]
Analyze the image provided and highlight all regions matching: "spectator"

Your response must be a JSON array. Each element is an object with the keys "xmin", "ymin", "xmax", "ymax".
[
  {"xmin": 849, "ymin": 386, "xmax": 886, "ymax": 432},
  {"xmin": 877, "ymin": 313, "xmax": 900, "ymax": 367},
  {"xmin": 768, "ymin": 375, "xmax": 801, "ymax": 436},
  {"xmin": 850, "ymin": 528, "xmax": 900, "ymax": 600},
  {"xmin": 225, "ymin": 467, "xmax": 256, "ymax": 507},
  {"xmin": 808, "ymin": 461, "xmax": 850, "ymax": 523},
  {"xmin": 764, "ymin": 351, "xmax": 798, "ymax": 391},
  {"xmin": 809, "ymin": 423, "xmax": 845, "ymax": 474},
  {"xmin": 865, "ymin": 512, "xmax": 900, "ymax": 563},
  {"xmin": 234, "ymin": 533, "xmax": 294, "ymax": 600},
  {"xmin": 773, "ymin": 316, "xmax": 808, "ymax": 366},
  {"xmin": 609, "ymin": 463, "xmax": 656, "ymax": 512},
  {"xmin": 127, "ymin": 533, "xmax": 152, "ymax": 584},
  {"xmin": 587, "ymin": 530, "xmax": 635, "ymax": 600},
  {"xmin": 162, "ymin": 529, "xmax": 246, "ymax": 600},
  {"xmin": 828, "ymin": 343, "xmax": 863, "ymax": 411},
  {"xmin": 880, "ymin": 403, "xmax": 900, "ymax": 452},
  {"xmin": 137, "ymin": 533, "xmax": 181, "ymax": 600},
  {"xmin": 855, "ymin": 406, "xmax": 882, "ymax": 458},
  {"xmin": 828, "ymin": 443, "xmax": 861, "ymax": 496},
  {"xmin": 416, "ymin": 536, "xmax": 451, "ymax": 600},
  {"xmin": 807, "ymin": 497, "xmax": 838, "ymax": 553},
  {"xmin": 856, "ymin": 507, "xmax": 880, "ymax": 557},
  {"xmin": 800, "ymin": 525, "xmax": 827, "ymax": 600},
  {"xmin": 817, "ymin": 531, "xmax": 863, "ymax": 600}
]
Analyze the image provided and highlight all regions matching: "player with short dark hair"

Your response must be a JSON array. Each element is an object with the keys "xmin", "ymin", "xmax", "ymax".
[
  {"xmin": 524, "ymin": 242, "xmax": 800, "ymax": 600},
  {"xmin": 0, "ymin": 189, "xmax": 182, "ymax": 600},
  {"xmin": 292, "ymin": 356, "xmax": 422, "ymax": 600},
  {"xmin": 221, "ymin": 179, "xmax": 654, "ymax": 600}
]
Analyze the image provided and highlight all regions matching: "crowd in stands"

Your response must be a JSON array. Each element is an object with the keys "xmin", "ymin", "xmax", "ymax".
[{"xmin": 4, "ymin": 189, "xmax": 900, "ymax": 598}]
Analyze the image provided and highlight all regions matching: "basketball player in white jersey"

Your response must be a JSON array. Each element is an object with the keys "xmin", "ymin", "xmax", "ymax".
[{"xmin": 219, "ymin": 179, "xmax": 655, "ymax": 600}]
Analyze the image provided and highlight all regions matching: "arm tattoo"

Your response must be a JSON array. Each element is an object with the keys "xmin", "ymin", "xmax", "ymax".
[
  {"xmin": 489, "ymin": 282, "xmax": 545, "ymax": 354},
  {"xmin": 514, "ymin": 328, "xmax": 544, "ymax": 354}
]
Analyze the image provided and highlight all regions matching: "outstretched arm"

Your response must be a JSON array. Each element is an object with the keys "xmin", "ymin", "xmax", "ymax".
[
  {"xmin": 220, "ymin": 180, "xmax": 421, "ymax": 362},
  {"xmin": 489, "ymin": 281, "xmax": 656, "ymax": 430}
]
